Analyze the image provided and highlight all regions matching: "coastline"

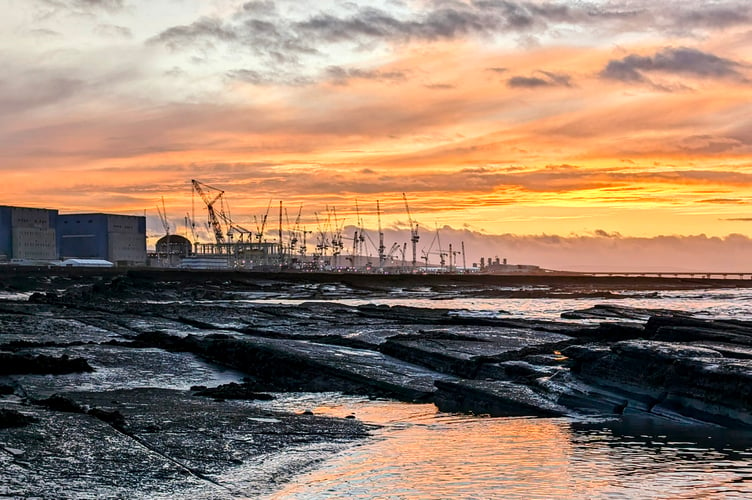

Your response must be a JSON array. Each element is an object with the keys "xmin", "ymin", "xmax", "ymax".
[{"xmin": 2, "ymin": 271, "xmax": 752, "ymax": 497}]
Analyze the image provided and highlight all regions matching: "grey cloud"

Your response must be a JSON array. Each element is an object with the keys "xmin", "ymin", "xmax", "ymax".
[
  {"xmin": 677, "ymin": 6, "xmax": 751, "ymax": 29},
  {"xmin": 150, "ymin": 15, "xmax": 313, "ymax": 64},
  {"xmin": 73, "ymin": 0, "xmax": 124, "ymax": 10},
  {"xmin": 28, "ymin": 28, "xmax": 61, "ymax": 37},
  {"xmin": 225, "ymin": 68, "xmax": 313, "ymax": 86},
  {"xmin": 39, "ymin": 0, "xmax": 125, "ymax": 12},
  {"xmin": 326, "ymin": 65, "xmax": 407, "ymax": 85},
  {"xmin": 507, "ymin": 70, "xmax": 572, "ymax": 88},
  {"xmin": 600, "ymin": 47, "xmax": 746, "ymax": 84},
  {"xmin": 94, "ymin": 24, "xmax": 132, "ymax": 38},
  {"xmin": 0, "ymin": 75, "xmax": 84, "ymax": 115},
  {"xmin": 150, "ymin": 17, "xmax": 238, "ymax": 51},
  {"xmin": 241, "ymin": 1, "xmax": 277, "ymax": 16},
  {"xmin": 294, "ymin": 2, "xmax": 562, "ymax": 44},
  {"xmin": 508, "ymin": 76, "xmax": 551, "ymax": 87},
  {"xmin": 152, "ymin": 0, "xmax": 605, "ymax": 59},
  {"xmin": 148, "ymin": 1, "xmax": 752, "ymax": 86}
]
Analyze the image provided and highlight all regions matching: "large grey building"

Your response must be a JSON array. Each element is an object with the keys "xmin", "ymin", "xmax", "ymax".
[
  {"xmin": 0, "ymin": 206, "xmax": 59, "ymax": 261},
  {"xmin": 58, "ymin": 213, "xmax": 147, "ymax": 266}
]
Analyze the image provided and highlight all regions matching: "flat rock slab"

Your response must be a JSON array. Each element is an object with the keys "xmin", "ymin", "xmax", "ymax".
[
  {"xmin": 380, "ymin": 328, "xmax": 572, "ymax": 377},
  {"xmin": 179, "ymin": 334, "xmax": 458, "ymax": 402},
  {"xmin": 1, "ymin": 388, "xmax": 369, "ymax": 499},
  {"xmin": 433, "ymin": 379, "xmax": 568, "ymax": 417},
  {"xmin": 0, "ymin": 311, "xmax": 124, "ymax": 346},
  {"xmin": 6, "ymin": 345, "xmax": 245, "ymax": 398}
]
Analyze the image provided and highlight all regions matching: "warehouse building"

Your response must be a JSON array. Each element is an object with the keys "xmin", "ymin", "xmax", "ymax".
[
  {"xmin": 58, "ymin": 213, "xmax": 146, "ymax": 266},
  {"xmin": 0, "ymin": 205, "xmax": 59, "ymax": 262}
]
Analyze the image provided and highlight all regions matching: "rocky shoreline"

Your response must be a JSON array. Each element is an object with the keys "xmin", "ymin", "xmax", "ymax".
[{"xmin": 2, "ymin": 270, "xmax": 752, "ymax": 497}]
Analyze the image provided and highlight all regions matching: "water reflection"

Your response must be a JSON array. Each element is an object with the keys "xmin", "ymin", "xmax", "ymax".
[
  {"xmin": 266, "ymin": 399, "xmax": 752, "ymax": 499},
  {"xmin": 245, "ymin": 287, "xmax": 752, "ymax": 322}
]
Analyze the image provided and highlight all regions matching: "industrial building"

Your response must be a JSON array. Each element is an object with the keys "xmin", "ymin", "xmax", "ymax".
[
  {"xmin": 58, "ymin": 213, "xmax": 147, "ymax": 266},
  {"xmin": 0, "ymin": 205, "xmax": 59, "ymax": 262}
]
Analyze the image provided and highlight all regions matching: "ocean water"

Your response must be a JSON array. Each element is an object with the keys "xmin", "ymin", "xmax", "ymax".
[
  {"xmin": 253, "ymin": 286, "xmax": 752, "ymax": 322},
  {"xmin": 261, "ymin": 287, "xmax": 752, "ymax": 499}
]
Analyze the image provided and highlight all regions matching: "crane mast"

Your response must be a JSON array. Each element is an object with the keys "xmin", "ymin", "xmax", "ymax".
[{"xmin": 402, "ymin": 193, "xmax": 419, "ymax": 269}]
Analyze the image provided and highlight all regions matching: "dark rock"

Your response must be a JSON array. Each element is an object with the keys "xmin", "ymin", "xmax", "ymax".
[
  {"xmin": 0, "ymin": 383, "xmax": 14, "ymax": 395},
  {"xmin": 87, "ymin": 408, "xmax": 127, "ymax": 430},
  {"xmin": 561, "ymin": 304, "xmax": 687, "ymax": 321},
  {"xmin": 563, "ymin": 340, "xmax": 752, "ymax": 427},
  {"xmin": 192, "ymin": 382, "xmax": 274, "ymax": 401},
  {"xmin": 380, "ymin": 328, "xmax": 571, "ymax": 378},
  {"xmin": 36, "ymin": 394, "xmax": 86, "ymax": 413},
  {"xmin": 433, "ymin": 379, "xmax": 568, "ymax": 417},
  {"xmin": 0, "ymin": 352, "xmax": 94, "ymax": 375},
  {"xmin": 646, "ymin": 316, "xmax": 752, "ymax": 346},
  {"xmin": 0, "ymin": 408, "xmax": 37, "ymax": 428}
]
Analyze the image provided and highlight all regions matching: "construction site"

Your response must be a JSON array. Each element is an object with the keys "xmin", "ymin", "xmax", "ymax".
[
  {"xmin": 1, "ymin": 180, "xmax": 540, "ymax": 273},
  {"xmin": 151, "ymin": 179, "xmax": 486, "ymax": 273}
]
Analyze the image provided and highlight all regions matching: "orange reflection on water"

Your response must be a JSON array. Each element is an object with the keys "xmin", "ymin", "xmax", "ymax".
[{"xmin": 270, "ymin": 403, "xmax": 613, "ymax": 499}]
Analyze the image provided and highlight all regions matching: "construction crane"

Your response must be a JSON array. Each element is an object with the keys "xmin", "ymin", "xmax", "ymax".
[
  {"xmin": 403, "ymin": 193, "xmax": 419, "ymax": 269},
  {"xmin": 313, "ymin": 210, "xmax": 329, "ymax": 258},
  {"xmin": 217, "ymin": 199, "xmax": 253, "ymax": 243},
  {"xmin": 191, "ymin": 179, "xmax": 226, "ymax": 245},
  {"xmin": 329, "ymin": 206, "xmax": 345, "ymax": 260},
  {"xmin": 376, "ymin": 200, "xmax": 386, "ymax": 268},
  {"xmin": 184, "ymin": 212, "xmax": 198, "ymax": 248},
  {"xmin": 289, "ymin": 205, "xmax": 303, "ymax": 256},
  {"xmin": 421, "ymin": 224, "xmax": 447, "ymax": 271},
  {"xmin": 253, "ymin": 200, "xmax": 272, "ymax": 244},
  {"xmin": 156, "ymin": 197, "xmax": 169, "ymax": 238},
  {"xmin": 352, "ymin": 200, "xmax": 366, "ymax": 259}
]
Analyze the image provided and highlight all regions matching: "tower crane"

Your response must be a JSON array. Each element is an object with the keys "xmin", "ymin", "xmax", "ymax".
[
  {"xmin": 191, "ymin": 179, "xmax": 226, "ymax": 245},
  {"xmin": 403, "ymin": 193, "xmax": 419, "ymax": 269}
]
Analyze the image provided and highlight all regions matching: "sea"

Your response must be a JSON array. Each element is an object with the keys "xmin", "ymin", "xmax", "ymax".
[{"xmin": 258, "ymin": 286, "xmax": 752, "ymax": 499}]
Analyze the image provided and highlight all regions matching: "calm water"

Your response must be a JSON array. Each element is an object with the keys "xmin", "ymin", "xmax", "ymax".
[
  {"xmin": 263, "ymin": 288, "xmax": 752, "ymax": 499},
  {"xmin": 264, "ymin": 397, "xmax": 752, "ymax": 499},
  {"xmin": 253, "ymin": 287, "xmax": 752, "ymax": 321}
]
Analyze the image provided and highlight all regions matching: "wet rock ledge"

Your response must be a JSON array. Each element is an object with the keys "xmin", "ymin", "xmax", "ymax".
[{"xmin": 2, "ymin": 271, "xmax": 752, "ymax": 497}]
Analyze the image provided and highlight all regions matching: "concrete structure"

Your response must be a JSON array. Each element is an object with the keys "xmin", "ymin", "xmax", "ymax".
[
  {"xmin": 58, "ymin": 213, "xmax": 146, "ymax": 266},
  {"xmin": 0, "ymin": 206, "xmax": 59, "ymax": 261}
]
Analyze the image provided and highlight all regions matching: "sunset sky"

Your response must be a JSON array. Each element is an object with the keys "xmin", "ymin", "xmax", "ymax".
[{"xmin": 2, "ymin": 0, "xmax": 752, "ymax": 270}]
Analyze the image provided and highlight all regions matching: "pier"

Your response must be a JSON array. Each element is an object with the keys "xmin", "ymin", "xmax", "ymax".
[{"xmin": 583, "ymin": 271, "xmax": 752, "ymax": 279}]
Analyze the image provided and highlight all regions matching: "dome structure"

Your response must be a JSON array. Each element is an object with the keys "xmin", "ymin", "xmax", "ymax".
[{"xmin": 155, "ymin": 234, "xmax": 193, "ymax": 257}]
